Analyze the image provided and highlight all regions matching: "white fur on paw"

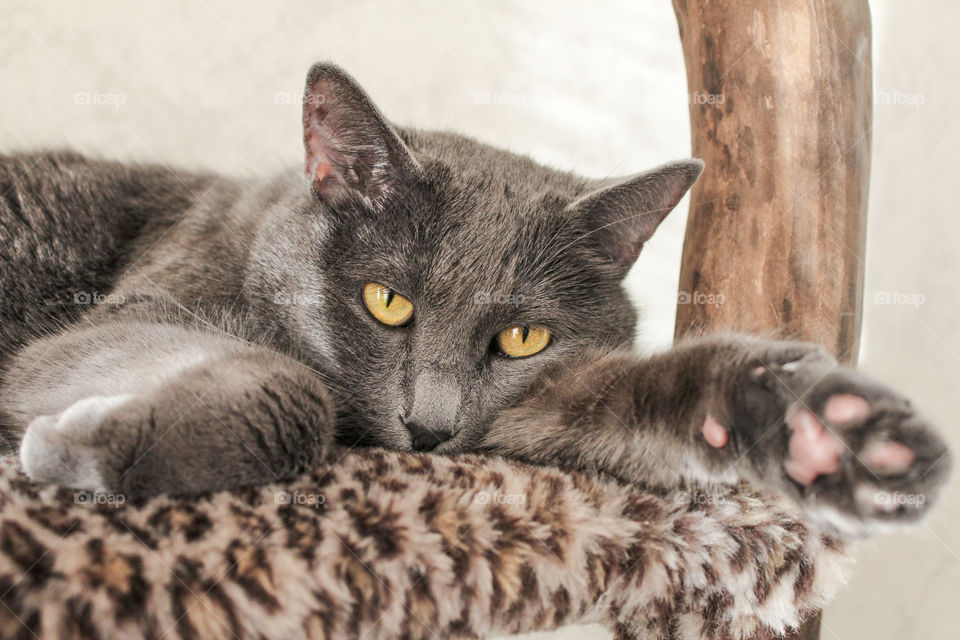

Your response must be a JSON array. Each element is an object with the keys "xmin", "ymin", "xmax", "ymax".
[
  {"xmin": 20, "ymin": 394, "xmax": 133, "ymax": 491},
  {"xmin": 52, "ymin": 394, "xmax": 134, "ymax": 436}
]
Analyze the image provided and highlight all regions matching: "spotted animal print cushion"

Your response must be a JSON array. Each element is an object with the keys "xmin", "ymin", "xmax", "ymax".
[{"xmin": 0, "ymin": 451, "xmax": 848, "ymax": 640}]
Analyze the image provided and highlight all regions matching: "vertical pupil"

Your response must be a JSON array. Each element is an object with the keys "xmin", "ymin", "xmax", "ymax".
[
  {"xmin": 521, "ymin": 326, "xmax": 530, "ymax": 342},
  {"xmin": 385, "ymin": 288, "xmax": 395, "ymax": 307}
]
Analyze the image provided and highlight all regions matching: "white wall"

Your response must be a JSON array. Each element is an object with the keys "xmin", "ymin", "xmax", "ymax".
[
  {"xmin": 824, "ymin": 2, "xmax": 960, "ymax": 639},
  {"xmin": 1, "ymin": 1, "xmax": 957, "ymax": 638}
]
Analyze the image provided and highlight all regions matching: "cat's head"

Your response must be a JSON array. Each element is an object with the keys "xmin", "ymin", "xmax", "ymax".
[{"xmin": 248, "ymin": 63, "xmax": 702, "ymax": 452}]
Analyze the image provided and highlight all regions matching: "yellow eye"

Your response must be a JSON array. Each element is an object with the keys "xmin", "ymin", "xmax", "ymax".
[
  {"xmin": 495, "ymin": 325, "xmax": 551, "ymax": 358},
  {"xmin": 363, "ymin": 283, "xmax": 414, "ymax": 326}
]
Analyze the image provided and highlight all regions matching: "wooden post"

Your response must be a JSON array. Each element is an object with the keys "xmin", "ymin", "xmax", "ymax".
[
  {"xmin": 671, "ymin": 0, "xmax": 872, "ymax": 637},
  {"xmin": 672, "ymin": 0, "xmax": 871, "ymax": 366}
]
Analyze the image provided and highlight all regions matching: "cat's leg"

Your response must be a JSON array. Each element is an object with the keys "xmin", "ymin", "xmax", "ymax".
[
  {"xmin": 482, "ymin": 336, "xmax": 952, "ymax": 537},
  {"xmin": 3, "ymin": 321, "xmax": 337, "ymax": 497}
]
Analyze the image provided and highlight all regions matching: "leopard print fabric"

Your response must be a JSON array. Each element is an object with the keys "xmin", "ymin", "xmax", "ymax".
[{"xmin": 0, "ymin": 451, "xmax": 849, "ymax": 640}]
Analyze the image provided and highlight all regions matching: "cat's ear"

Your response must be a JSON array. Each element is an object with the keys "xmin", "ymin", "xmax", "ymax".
[
  {"xmin": 567, "ymin": 160, "xmax": 703, "ymax": 274},
  {"xmin": 302, "ymin": 63, "xmax": 419, "ymax": 209}
]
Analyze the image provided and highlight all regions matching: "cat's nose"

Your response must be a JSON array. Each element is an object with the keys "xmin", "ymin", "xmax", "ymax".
[{"xmin": 405, "ymin": 422, "xmax": 453, "ymax": 452}]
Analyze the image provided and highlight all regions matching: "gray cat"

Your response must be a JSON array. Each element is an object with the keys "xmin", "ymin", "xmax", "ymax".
[{"xmin": 0, "ymin": 63, "xmax": 950, "ymax": 538}]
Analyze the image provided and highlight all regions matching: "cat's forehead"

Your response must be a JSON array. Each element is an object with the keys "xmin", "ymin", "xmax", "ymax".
[
  {"xmin": 333, "ymin": 130, "xmax": 609, "ymax": 306},
  {"xmin": 350, "ymin": 208, "xmax": 571, "ymax": 300},
  {"xmin": 401, "ymin": 129, "xmax": 589, "ymax": 206}
]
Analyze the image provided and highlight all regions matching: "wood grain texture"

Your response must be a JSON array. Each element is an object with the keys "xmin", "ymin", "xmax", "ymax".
[
  {"xmin": 672, "ymin": 0, "xmax": 872, "ymax": 366},
  {"xmin": 672, "ymin": 1, "xmax": 872, "ymax": 638}
]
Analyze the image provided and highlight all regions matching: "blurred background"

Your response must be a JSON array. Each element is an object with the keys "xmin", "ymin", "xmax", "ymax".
[{"xmin": 1, "ymin": 1, "xmax": 957, "ymax": 638}]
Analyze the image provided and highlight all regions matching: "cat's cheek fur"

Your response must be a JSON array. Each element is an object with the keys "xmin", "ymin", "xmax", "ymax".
[{"xmin": 243, "ymin": 197, "xmax": 340, "ymax": 369}]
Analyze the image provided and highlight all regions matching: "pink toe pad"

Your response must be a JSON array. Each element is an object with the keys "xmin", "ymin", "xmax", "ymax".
[
  {"xmin": 824, "ymin": 394, "xmax": 871, "ymax": 424},
  {"xmin": 702, "ymin": 415, "xmax": 728, "ymax": 448},
  {"xmin": 863, "ymin": 440, "xmax": 915, "ymax": 473},
  {"xmin": 785, "ymin": 408, "xmax": 843, "ymax": 485}
]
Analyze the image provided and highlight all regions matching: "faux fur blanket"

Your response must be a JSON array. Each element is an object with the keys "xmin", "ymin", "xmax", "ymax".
[{"xmin": 0, "ymin": 451, "xmax": 849, "ymax": 640}]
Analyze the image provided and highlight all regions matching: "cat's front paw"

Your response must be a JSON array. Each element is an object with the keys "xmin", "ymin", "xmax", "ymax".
[
  {"xmin": 20, "ymin": 394, "xmax": 135, "ymax": 492},
  {"xmin": 714, "ymin": 344, "xmax": 952, "ymax": 537}
]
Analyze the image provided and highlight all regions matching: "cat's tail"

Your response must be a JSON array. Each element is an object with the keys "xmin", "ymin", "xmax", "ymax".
[{"xmin": 0, "ymin": 150, "xmax": 218, "ymax": 366}]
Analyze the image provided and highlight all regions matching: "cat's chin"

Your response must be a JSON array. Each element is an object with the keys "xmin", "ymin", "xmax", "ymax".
[
  {"xmin": 343, "ymin": 431, "xmax": 482, "ymax": 457},
  {"xmin": 430, "ymin": 430, "xmax": 483, "ymax": 456},
  {"xmin": 333, "ymin": 411, "xmax": 487, "ymax": 455},
  {"xmin": 335, "ymin": 421, "xmax": 414, "ymax": 452}
]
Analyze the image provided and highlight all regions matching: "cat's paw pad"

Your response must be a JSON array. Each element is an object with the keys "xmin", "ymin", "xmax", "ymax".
[
  {"xmin": 782, "ymin": 395, "xmax": 918, "ymax": 485},
  {"xmin": 20, "ymin": 394, "xmax": 133, "ymax": 491},
  {"xmin": 743, "ymin": 358, "xmax": 951, "ymax": 537}
]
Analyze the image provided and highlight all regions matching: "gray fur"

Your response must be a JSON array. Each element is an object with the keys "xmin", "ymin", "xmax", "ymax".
[{"xmin": 0, "ymin": 63, "xmax": 950, "ymax": 537}]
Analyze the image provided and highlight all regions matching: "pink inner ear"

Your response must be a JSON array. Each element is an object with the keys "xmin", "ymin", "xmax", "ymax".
[
  {"xmin": 304, "ymin": 118, "xmax": 341, "ymax": 191},
  {"xmin": 311, "ymin": 157, "xmax": 333, "ymax": 184}
]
